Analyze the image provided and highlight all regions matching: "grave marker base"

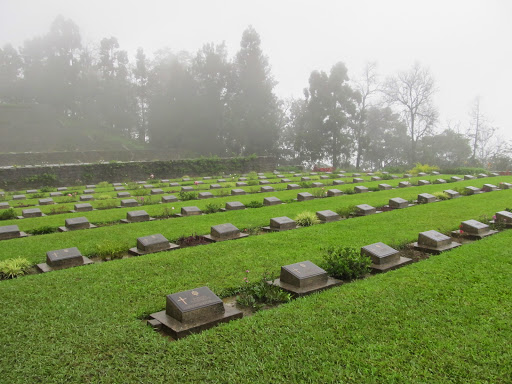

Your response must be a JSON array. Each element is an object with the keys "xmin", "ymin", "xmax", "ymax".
[
  {"xmin": 202, "ymin": 233, "xmax": 249, "ymax": 243},
  {"xmin": 36, "ymin": 257, "xmax": 93, "ymax": 273},
  {"xmin": 412, "ymin": 241, "xmax": 461, "ymax": 254},
  {"xmin": 450, "ymin": 229, "xmax": 498, "ymax": 240},
  {"xmin": 370, "ymin": 256, "xmax": 412, "ymax": 272},
  {"xmin": 58, "ymin": 224, "xmax": 97, "ymax": 232},
  {"xmin": 261, "ymin": 225, "xmax": 299, "ymax": 232},
  {"xmin": 271, "ymin": 276, "xmax": 342, "ymax": 297},
  {"xmin": 120, "ymin": 218, "xmax": 156, "ymax": 224},
  {"xmin": 128, "ymin": 243, "xmax": 179, "ymax": 256}
]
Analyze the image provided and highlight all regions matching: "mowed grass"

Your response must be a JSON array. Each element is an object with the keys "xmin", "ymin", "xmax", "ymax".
[
  {"xmin": 1, "ymin": 179, "xmax": 511, "ymax": 264},
  {"xmin": 0, "ymin": 191, "xmax": 511, "ymax": 383}
]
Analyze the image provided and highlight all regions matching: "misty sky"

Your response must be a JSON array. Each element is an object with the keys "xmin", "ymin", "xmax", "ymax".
[{"xmin": 1, "ymin": 0, "xmax": 511, "ymax": 139}]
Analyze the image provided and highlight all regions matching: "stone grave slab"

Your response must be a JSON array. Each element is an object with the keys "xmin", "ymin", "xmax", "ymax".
[
  {"xmin": 195, "ymin": 181, "xmax": 204, "ymax": 185},
  {"xmin": 203, "ymin": 176, "xmax": 212, "ymax": 180},
  {"xmin": 161, "ymin": 179, "xmax": 170, "ymax": 183},
  {"xmin": 117, "ymin": 192, "xmax": 131, "ymax": 198},
  {"xmin": 257, "ymin": 173, "xmax": 265, "ymax": 176},
  {"xmin": 161, "ymin": 195, "xmax": 178, "ymax": 203},
  {"xmin": 39, "ymin": 198, "xmax": 54, "ymax": 205},
  {"xmin": 398, "ymin": 181, "xmax": 411, "ymax": 188},
  {"xmin": 0, "ymin": 202, "xmax": 9, "ymax": 210},
  {"xmin": 129, "ymin": 233, "xmax": 179, "ymax": 256},
  {"xmin": 217, "ymin": 179, "xmax": 226, "ymax": 183},
  {"xmin": 353, "ymin": 178, "xmax": 364, "ymax": 183},
  {"xmin": 260, "ymin": 186, "xmax": 275, "ymax": 193},
  {"xmin": 297, "ymin": 192, "xmax": 314, "ymax": 201},
  {"xmin": 434, "ymin": 179, "xmax": 447, "ymax": 184},
  {"xmin": 354, "ymin": 186, "xmax": 369, "ymax": 193},
  {"xmin": 482, "ymin": 184, "xmax": 498, "ymax": 192},
  {"xmin": 263, "ymin": 197, "xmax": 282, "ymax": 206},
  {"xmin": 361, "ymin": 242, "xmax": 412, "ymax": 272},
  {"xmin": 225, "ymin": 201, "xmax": 245, "ymax": 211},
  {"xmin": 72, "ymin": 203, "xmax": 94, "ymax": 213},
  {"xmin": 149, "ymin": 286, "xmax": 242, "ymax": 339},
  {"xmin": 417, "ymin": 193, "xmax": 436, "ymax": 204},
  {"xmin": 80, "ymin": 195, "xmax": 94, "ymax": 201},
  {"xmin": 236, "ymin": 182, "xmax": 248, "ymax": 187},
  {"xmin": 262, "ymin": 216, "xmax": 297, "ymax": 232},
  {"xmin": 83, "ymin": 189, "xmax": 95, "ymax": 194},
  {"xmin": 443, "ymin": 189, "xmax": 460, "ymax": 199},
  {"xmin": 432, "ymin": 171, "xmax": 440, "ymax": 175},
  {"xmin": 121, "ymin": 210, "xmax": 154, "ymax": 223},
  {"xmin": 13, "ymin": 194, "xmax": 26, "ymax": 200},
  {"xmin": 181, "ymin": 186, "xmax": 194, "ymax": 192},
  {"xmin": 37, "ymin": 247, "xmax": 92, "ymax": 272},
  {"xmin": 20, "ymin": 208, "xmax": 44, "ymax": 219},
  {"xmin": 120, "ymin": 199, "xmax": 138, "ymax": 208},
  {"xmin": 320, "ymin": 175, "xmax": 329, "ymax": 180},
  {"xmin": 0, "ymin": 225, "xmax": 28, "ymax": 240},
  {"xmin": 451, "ymin": 176, "xmax": 462, "ymax": 182},
  {"xmin": 413, "ymin": 230, "xmax": 461, "ymax": 253},
  {"xmin": 59, "ymin": 216, "xmax": 96, "ymax": 232},
  {"xmin": 453, "ymin": 219, "xmax": 497, "ymax": 239},
  {"xmin": 477, "ymin": 173, "xmax": 488, "ymax": 178},
  {"xmin": 403, "ymin": 174, "xmax": 413, "ymax": 178},
  {"xmin": 418, "ymin": 180, "xmax": 430, "ymax": 186},
  {"xmin": 327, "ymin": 189, "xmax": 343, "ymax": 197},
  {"xmin": 231, "ymin": 189, "xmax": 246, "ymax": 196},
  {"xmin": 316, "ymin": 210, "xmax": 341, "ymax": 223},
  {"xmin": 182, "ymin": 178, "xmax": 191, "ymax": 181},
  {"xmin": 210, "ymin": 184, "xmax": 222, "ymax": 189},
  {"xmin": 418, "ymin": 172, "xmax": 427, "ymax": 177},
  {"xmin": 258, "ymin": 176, "xmax": 267, "ymax": 180},
  {"xmin": 500, "ymin": 182, "xmax": 512, "ymax": 189},
  {"xmin": 311, "ymin": 182, "xmax": 324, "ymax": 188},
  {"xmin": 310, "ymin": 172, "xmax": 317, "ymax": 175},
  {"xmin": 301, "ymin": 177, "xmax": 311, "ymax": 181},
  {"xmin": 378, "ymin": 184, "xmax": 392, "ymax": 190},
  {"xmin": 259, "ymin": 180, "xmax": 270, "ymax": 185},
  {"xmin": 390, "ymin": 175, "xmax": 399, "ymax": 179},
  {"xmin": 179, "ymin": 206, "xmax": 202, "ymax": 217},
  {"xmin": 114, "ymin": 187, "xmax": 126, "ymax": 191},
  {"xmin": 27, "ymin": 189, "xmax": 38, "ymax": 194},
  {"xmin": 353, "ymin": 173, "xmax": 361, "ymax": 176},
  {"xmin": 465, "ymin": 186, "xmax": 481, "ymax": 195},
  {"xmin": 169, "ymin": 182, "xmax": 180, "ymax": 187},
  {"xmin": 371, "ymin": 176, "xmax": 381, "ymax": 181},
  {"xmin": 238, "ymin": 177, "xmax": 248, "ymax": 181},
  {"xmin": 281, "ymin": 178, "xmax": 291, "ymax": 183},
  {"xmin": 389, "ymin": 197, "xmax": 410, "ymax": 209},
  {"xmin": 293, "ymin": 174, "xmax": 302, "ymax": 177},
  {"xmin": 151, "ymin": 189, "xmax": 164, "ymax": 195},
  {"xmin": 198, "ymin": 192, "xmax": 214, "ymax": 199},
  {"xmin": 112, "ymin": 183, "xmax": 122, "ymax": 187},
  {"xmin": 464, "ymin": 175, "xmax": 475, "ymax": 180},
  {"xmin": 356, "ymin": 204, "xmax": 377, "ymax": 216},
  {"xmin": 203, "ymin": 223, "xmax": 248, "ymax": 242},
  {"xmin": 490, "ymin": 172, "xmax": 500, "ymax": 177},
  {"xmin": 494, "ymin": 211, "xmax": 512, "ymax": 227},
  {"xmin": 57, "ymin": 187, "xmax": 67, "ymax": 192},
  {"xmin": 287, "ymin": 184, "xmax": 300, "ymax": 190},
  {"xmin": 276, "ymin": 175, "xmax": 285, "ymax": 178},
  {"xmin": 272, "ymin": 261, "xmax": 341, "ymax": 297},
  {"xmin": 332, "ymin": 180, "xmax": 344, "ymax": 185}
]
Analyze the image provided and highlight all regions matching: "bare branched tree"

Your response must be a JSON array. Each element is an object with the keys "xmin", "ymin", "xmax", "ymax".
[
  {"xmin": 467, "ymin": 97, "xmax": 497, "ymax": 163},
  {"xmin": 383, "ymin": 62, "xmax": 438, "ymax": 164}
]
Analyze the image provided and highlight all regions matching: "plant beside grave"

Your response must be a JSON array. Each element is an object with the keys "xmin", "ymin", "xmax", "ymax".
[
  {"xmin": 27, "ymin": 226, "xmax": 57, "ymax": 235},
  {"xmin": 178, "ymin": 191, "xmax": 198, "ymax": 201},
  {"xmin": 245, "ymin": 200, "xmax": 264, "ymax": 208},
  {"xmin": 95, "ymin": 240, "xmax": 126, "ymax": 261},
  {"xmin": 96, "ymin": 194, "xmax": 112, "ymax": 200},
  {"xmin": 407, "ymin": 163, "xmax": 440, "ymax": 175},
  {"xmin": 203, "ymin": 202, "xmax": 222, "ymax": 214},
  {"xmin": 311, "ymin": 188, "xmax": 326, "ymax": 198},
  {"xmin": 320, "ymin": 246, "xmax": 371, "ymax": 280},
  {"xmin": 0, "ymin": 257, "xmax": 31, "ymax": 279},
  {"xmin": 294, "ymin": 211, "xmax": 320, "ymax": 227},
  {"xmin": 96, "ymin": 200, "xmax": 118, "ymax": 210},
  {"xmin": 97, "ymin": 181, "xmax": 110, "ymax": 188},
  {"xmin": 48, "ymin": 205, "xmax": 68, "ymax": 215},
  {"xmin": 0, "ymin": 208, "xmax": 17, "ymax": 221},
  {"xmin": 432, "ymin": 192, "xmax": 450, "ymax": 200},
  {"xmin": 335, "ymin": 205, "xmax": 357, "ymax": 218},
  {"xmin": 39, "ymin": 186, "xmax": 57, "ymax": 192},
  {"xmin": 236, "ymin": 270, "xmax": 292, "ymax": 312}
]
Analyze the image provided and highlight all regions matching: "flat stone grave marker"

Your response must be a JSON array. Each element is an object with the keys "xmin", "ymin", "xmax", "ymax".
[
  {"xmin": 169, "ymin": 182, "xmax": 180, "ymax": 187},
  {"xmin": 161, "ymin": 179, "xmax": 169, "ymax": 183},
  {"xmin": 293, "ymin": 174, "xmax": 302, "ymax": 177},
  {"xmin": 20, "ymin": 208, "xmax": 44, "ymax": 219},
  {"xmin": 453, "ymin": 219, "xmax": 497, "ymax": 239},
  {"xmin": 179, "ymin": 206, "xmax": 202, "ymax": 217},
  {"xmin": 80, "ymin": 195, "xmax": 94, "ymax": 201},
  {"xmin": 477, "ymin": 173, "xmax": 488, "ymax": 178},
  {"xmin": 490, "ymin": 172, "xmax": 499, "ymax": 177},
  {"xmin": 500, "ymin": 182, "xmax": 512, "ymax": 189},
  {"xmin": 86, "ymin": 185, "xmax": 96, "ymax": 188},
  {"xmin": 182, "ymin": 178, "xmax": 191, "ymax": 181},
  {"xmin": 301, "ymin": 177, "xmax": 311, "ymax": 181},
  {"xmin": 39, "ymin": 198, "xmax": 54, "ymax": 205},
  {"xmin": 432, "ymin": 171, "xmax": 440, "ymax": 175},
  {"xmin": 257, "ymin": 173, "xmax": 264, "ymax": 176},
  {"xmin": 297, "ymin": 192, "xmax": 314, "ymax": 201},
  {"xmin": 72, "ymin": 203, "xmax": 94, "ymax": 212},
  {"xmin": 0, "ymin": 202, "xmax": 9, "ymax": 210},
  {"xmin": 379, "ymin": 184, "xmax": 392, "ymax": 190},
  {"xmin": 236, "ymin": 182, "xmax": 248, "ymax": 187},
  {"xmin": 114, "ymin": 187, "xmax": 126, "ymax": 191},
  {"xmin": 312, "ymin": 182, "xmax": 324, "ymax": 188},
  {"xmin": 225, "ymin": 201, "xmax": 245, "ymax": 211},
  {"xmin": 203, "ymin": 223, "xmax": 248, "ymax": 242},
  {"xmin": 353, "ymin": 178, "xmax": 364, "ymax": 183},
  {"xmin": 261, "ymin": 186, "xmax": 275, "ymax": 193},
  {"xmin": 149, "ymin": 286, "xmax": 242, "ymax": 339},
  {"xmin": 366, "ymin": 172, "xmax": 375, "ymax": 176},
  {"xmin": 37, "ymin": 247, "xmax": 92, "ymax": 272},
  {"xmin": 203, "ymin": 176, "xmax": 211, "ymax": 180},
  {"xmin": 413, "ymin": 230, "xmax": 461, "ymax": 253},
  {"xmin": 13, "ymin": 194, "xmax": 26, "ymax": 200},
  {"xmin": 310, "ymin": 172, "xmax": 317, "ymax": 175},
  {"xmin": 238, "ymin": 177, "xmax": 248, "ymax": 181},
  {"xmin": 333, "ymin": 180, "xmax": 344, "ymax": 185},
  {"xmin": 217, "ymin": 179, "xmax": 226, "ymax": 182},
  {"xmin": 129, "ymin": 233, "xmax": 179, "ymax": 256},
  {"xmin": 144, "ymin": 185, "xmax": 154, "ymax": 190},
  {"xmin": 361, "ymin": 242, "xmax": 412, "ymax": 272},
  {"xmin": 59, "ymin": 216, "xmax": 96, "ymax": 232},
  {"xmin": 434, "ymin": 179, "xmax": 446, "ymax": 184},
  {"xmin": 259, "ymin": 180, "xmax": 270, "ymax": 185},
  {"xmin": 137, "ymin": 181, "xmax": 146, "ymax": 184},
  {"xmin": 262, "ymin": 216, "xmax": 297, "ymax": 232},
  {"xmin": 231, "ymin": 189, "xmax": 246, "ymax": 196},
  {"xmin": 451, "ymin": 176, "xmax": 462, "ymax": 182},
  {"xmin": 417, "ymin": 193, "xmax": 436, "ymax": 204},
  {"xmin": 389, "ymin": 197, "xmax": 410, "ymax": 209},
  {"xmin": 122, "ymin": 210, "xmax": 154, "ymax": 223},
  {"xmin": 325, "ymin": 172, "xmax": 332, "ymax": 174},
  {"xmin": 57, "ymin": 187, "xmax": 67, "ymax": 192},
  {"xmin": 195, "ymin": 181, "xmax": 204, "ymax": 185},
  {"xmin": 120, "ymin": 199, "xmax": 138, "ymax": 208},
  {"xmin": 83, "ymin": 189, "xmax": 95, "ymax": 194},
  {"xmin": 494, "ymin": 211, "xmax": 512, "ymax": 227},
  {"xmin": 316, "ymin": 210, "xmax": 341, "ymax": 223},
  {"xmin": 354, "ymin": 186, "xmax": 369, "ymax": 193},
  {"xmin": 327, "ymin": 189, "xmax": 343, "ymax": 197},
  {"xmin": 281, "ymin": 178, "xmax": 291, "ymax": 183},
  {"xmin": 465, "ymin": 186, "xmax": 481, "ymax": 195},
  {"xmin": 403, "ymin": 174, "xmax": 413, "ymax": 178},
  {"xmin": 0, "ymin": 225, "xmax": 28, "ymax": 240},
  {"xmin": 27, "ymin": 189, "xmax": 38, "ymax": 194},
  {"xmin": 418, "ymin": 172, "xmax": 427, "ymax": 177},
  {"xmin": 443, "ymin": 189, "xmax": 460, "ymax": 199},
  {"xmin": 356, "ymin": 204, "xmax": 378, "ymax": 216},
  {"xmin": 112, "ymin": 183, "xmax": 123, "ymax": 187},
  {"xmin": 418, "ymin": 180, "xmax": 430, "ymax": 186},
  {"xmin": 353, "ymin": 173, "xmax": 361, "ymax": 176},
  {"xmin": 151, "ymin": 189, "xmax": 164, "ymax": 195},
  {"xmin": 258, "ymin": 176, "xmax": 267, "ymax": 180},
  {"xmin": 482, "ymin": 184, "xmax": 498, "ymax": 192},
  {"xmin": 320, "ymin": 175, "xmax": 329, "ymax": 180},
  {"xmin": 181, "ymin": 186, "xmax": 194, "ymax": 192},
  {"xmin": 272, "ymin": 260, "xmax": 341, "ymax": 297},
  {"xmin": 276, "ymin": 174, "xmax": 285, "ymax": 178},
  {"xmin": 398, "ymin": 181, "xmax": 411, "ymax": 188},
  {"xmin": 198, "ymin": 192, "xmax": 214, "ymax": 199},
  {"xmin": 287, "ymin": 184, "xmax": 300, "ymax": 190},
  {"xmin": 263, "ymin": 197, "xmax": 282, "ymax": 206},
  {"xmin": 464, "ymin": 175, "xmax": 475, "ymax": 180},
  {"xmin": 371, "ymin": 176, "xmax": 381, "ymax": 181},
  {"xmin": 390, "ymin": 175, "xmax": 399, "ymax": 179},
  {"xmin": 161, "ymin": 195, "xmax": 178, "ymax": 203},
  {"xmin": 117, "ymin": 192, "xmax": 131, "ymax": 198},
  {"xmin": 210, "ymin": 184, "xmax": 222, "ymax": 189}
]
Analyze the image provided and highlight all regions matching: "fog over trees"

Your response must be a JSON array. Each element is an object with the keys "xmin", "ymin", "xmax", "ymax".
[{"xmin": 0, "ymin": 16, "xmax": 510, "ymax": 169}]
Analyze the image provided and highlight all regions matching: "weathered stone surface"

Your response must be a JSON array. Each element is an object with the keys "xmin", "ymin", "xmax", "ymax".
[
  {"xmin": 126, "ymin": 210, "xmax": 151, "ymax": 222},
  {"xmin": 280, "ymin": 261, "xmax": 328, "ymax": 288},
  {"xmin": 169, "ymin": 182, "xmax": 180, "ymax": 187},
  {"xmin": 65, "ymin": 217, "xmax": 92, "ymax": 230},
  {"xmin": 460, "ymin": 220, "xmax": 491, "ymax": 235},
  {"xmin": 316, "ymin": 210, "xmax": 341, "ymax": 223},
  {"xmin": 378, "ymin": 184, "xmax": 392, "ymax": 190},
  {"xmin": 121, "ymin": 199, "xmax": 138, "ymax": 207},
  {"xmin": 361, "ymin": 242, "xmax": 400, "ymax": 265},
  {"xmin": 195, "ymin": 181, "xmax": 204, "ymax": 184},
  {"xmin": 39, "ymin": 198, "xmax": 54, "ymax": 205},
  {"xmin": 389, "ymin": 197, "xmax": 408, "ymax": 209},
  {"xmin": 270, "ymin": 216, "xmax": 296, "ymax": 230},
  {"xmin": 482, "ymin": 184, "xmax": 498, "ymax": 192},
  {"xmin": 418, "ymin": 180, "xmax": 430, "ymax": 186},
  {"xmin": 83, "ymin": 189, "xmax": 95, "ymax": 194},
  {"xmin": 443, "ymin": 189, "xmax": 460, "ymax": 199},
  {"xmin": 398, "ymin": 181, "xmax": 411, "ymax": 188},
  {"xmin": 353, "ymin": 173, "xmax": 361, "ymax": 176},
  {"xmin": 258, "ymin": 176, "xmax": 267, "ymax": 180},
  {"xmin": 490, "ymin": 172, "xmax": 499, "ymax": 177},
  {"xmin": 260, "ymin": 186, "xmax": 275, "ymax": 193},
  {"xmin": 181, "ymin": 186, "xmax": 194, "ymax": 192},
  {"xmin": 57, "ymin": 187, "xmax": 68, "ymax": 192},
  {"xmin": 371, "ymin": 176, "xmax": 381, "ymax": 181},
  {"xmin": 27, "ymin": 189, "xmax": 38, "ymax": 194},
  {"xmin": 320, "ymin": 175, "xmax": 329, "ymax": 180},
  {"xmin": 22, "ymin": 208, "xmax": 43, "ymax": 218},
  {"xmin": 287, "ymin": 184, "xmax": 300, "ymax": 190},
  {"xmin": 231, "ymin": 189, "xmax": 246, "ymax": 195},
  {"xmin": 464, "ymin": 175, "xmax": 475, "ymax": 180},
  {"xmin": 259, "ymin": 180, "xmax": 270, "ymax": 185},
  {"xmin": 114, "ymin": 187, "xmax": 125, "ymax": 191},
  {"xmin": 356, "ymin": 204, "xmax": 376, "ymax": 215},
  {"xmin": 417, "ymin": 172, "xmax": 427, "ymax": 177},
  {"xmin": 137, "ymin": 181, "xmax": 146, "ymax": 184},
  {"xmin": 74, "ymin": 203, "xmax": 93, "ymax": 212},
  {"xmin": 13, "ymin": 194, "xmax": 26, "ymax": 200},
  {"xmin": 257, "ymin": 172, "xmax": 265, "ymax": 176},
  {"xmin": 136, "ymin": 234, "xmax": 171, "ymax": 252},
  {"xmin": 0, "ymin": 225, "xmax": 26, "ymax": 240},
  {"xmin": 203, "ymin": 176, "xmax": 212, "ymax": 180},
  {"xmin": 311, "ymin": 182, "xmax": 324, "ymax": 188},
  {"xmin": 166, "ymin": 286, "xmax": 225, "ymax": 324},
  {"xmin": 86, "ymin": 185, "xmax": 96, "ymax": 188},
  {"xmin": 354, "ymin": 186, "xmax": 369, "ymax": 193},
  {"xmin": 477, "ymin": 173, "xmax": 488, "ymax": 178},
  {"xmin": 465, "ymin": 186, "xmax": 481, "ymax": 195},
  {"xmin": 209, "ymin": 223, "xmax": 243, "ymax": 240},
  {"xmin": 0, "ymin": 202, "xmax": 9, "ymax": 210},
  {"xmin": 117, "ymin": 192, "xmax": 131, "ymax": 198},
  {"xmin": 414, "ymin": 230, "xmax": 460, "ymax": 253},
  {"xmin": 332, "ymin": 180, "xmax": 344, "ymax": 185},
  {"xmin": 353, "ymin": 178, "xmax": 364, "ymax": 183},
  {"xmin": 182, "ymin": 177, "xmax": 191, "ymax": 181},
  {"xmin": 161, "ymin": 179, "xmax": 169, "ymax": 183},
  {"xmin": 263, "ymin": 197, "xmax": 281, "ymax": 206},
  {"xmin": 80, "ymin": 195, "xmax": 94, "ymax": 201},
  {"xmin": 181, "ymin": 206, "xmax": 202, "ymax": 216},
  {"xmin": 293, "ymin": 173, "xmax": 302, "ymax": 177},
  {"xmin": 327, "ymin": 189, "xmax": 343, "ymax": 197},
  {"xmin": 238, "ymin": 177, "xmax": 248, "ymax": 181},
  {"xmin": 162, "ymin": 195, "xmax": 178, "ymax": 203},
  {"xmin": 210, "ymin": 184, "xmax": 222, "ymax": 189},
  {"xmin": 297, "ymin": 192, "xmax": 314, "ymax": 201},
  {"xmin": 281, "ymin": 178, "xmax": 291, "ymax": 183},
  {"xmin": 495, "ymin": 211, "xmax": 512, "ymax": 226},
  {"xmin": 403, "ymin": 174, "xmax": 413, "ymax": 178},
  {"xmin": 151, "ymin": 189, "xmax": 164, "ymax": 195},
  {"xmin": 236, "ymin": 182, "xmax": 248, "ymax": 187},
  {"xmin": 301, "ymin": 177, "xmax": 311, "ymax": 181},
  {"xmin": 225, "ymin": 201, "xmax": 245, "ymax": 211},
  {"xmin": 500, "ymin": 182, "xmax": 512, "ymax": 189},
  {"xmin": 46, "ymin": 247, "xmax": 84, "ymax": 268},
  {"xmin": 112, "ymin": 183, "xmax": 123, "ymax": 187},
  {"xmin": 451, "ymin": 176, "xmax": 462, "ymax": 182},
  {"xmin": 417, "ymin": 193, "xmax": 436, "ymax": 204},
  {"xmin": 431, "ymin": 171, "xmax": 440, "ymax": 175},
  {"xmin": 198, "ymin": 192, "xmax": 214, "ymax": 199},
  {"xmin": 434, "ymin": 179, "xmax": 447, "ymax": 184}
]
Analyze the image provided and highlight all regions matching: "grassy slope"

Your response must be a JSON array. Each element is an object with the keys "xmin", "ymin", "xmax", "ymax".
[{"xmin": 0, "ymin": 191, "xmax": 511, "ymax": 383}]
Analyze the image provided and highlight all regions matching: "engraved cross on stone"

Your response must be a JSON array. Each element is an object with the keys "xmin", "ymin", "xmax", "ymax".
[
  {"xmin": 292, "ymin": 268, "xmax": 301, "ymax": 274},
  {"xmin": 178, "ymin": 297, "xmax": 187, "ymax": 305}
]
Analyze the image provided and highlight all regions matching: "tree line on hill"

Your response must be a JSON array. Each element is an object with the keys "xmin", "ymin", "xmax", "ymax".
[{"xmin": 0, "ymin": 16, "xmax": 510, "ymax": 169}]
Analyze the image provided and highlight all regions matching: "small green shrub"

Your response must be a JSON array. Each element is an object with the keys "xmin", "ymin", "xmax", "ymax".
[
  {"xmin": 236, "ymin": 271, "xmax": 292, "ymax": 312},
  {"xmin": 246, "ymin": 200, "xmax": 263, "ymax": 208},
  {"xmin": 97, "ymin": 200, "xmax": 118, "ymax": 210},
  {"xmin": 30, "ymin": 193, "xmax": 45, "ymax": 199},
  {"xmin": 432, "ymin": 192, "xmax": 450, "ymax": 200},
  {"xmin": 28, "ymin": 226, "xmax": 57, "ymax": 235},
  {"xmin": 335, "ymin": 205, "xmax": 357, "ymax": 218},
  {"xmin": 132, "ymin": 189, "xmax": 150, "ymax": 196},
  {"xmin": 96, "ymin": 194, "xmax": 112, "ymax": 200},
  {"xmin": 40, "ymin": 186, "xmax": 56, "ymax": 192},
  {"xmin": 311, "ymin": 188, "xmax": 326, "ymax": 198},
  {"xmin": 407, "ymin": 163, "xmax": 440, "ymax": 175},
  {"xmin": 97, "ymin": 181, "xmax": 110, "ymax": 188},
  {"xmin": 300, "ymin": 182, "xmax": 313, "ymax": 188},
  {"xmin": 0, "ymin": 208, "xmax": 17, "ymax": 221},
  {"xmin": 178, "ymin": 191, "xmax": 198, "ymax": 201},
  {"xmin": 247, "ymin": 180, "xmax": 259, "ymax": 186},
  {"xmin": 204, "ymin": 202, "xmax": 222, "ymax": 214},
  {"xmin": 295, "ymin": 211, "xmax": 320, "ymax": 227},
  {"xmin": 95, "ymin": 240, "xmax": 126, "ymax": 261},
  {"xmin": 0, "ymin": 258, "xmax": 31, "ymax": 279},
  {"xmin": 49, "ymin": 206, "xmax": 68, "ymax": 215},
  {"xmin": 320, "ymin": 246, "xmax": 371, "ymax": 280}
]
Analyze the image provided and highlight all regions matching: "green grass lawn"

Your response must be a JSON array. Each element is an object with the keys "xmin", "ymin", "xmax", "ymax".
[{"xmin": 0, "ymin": 190, "xmax": 510, "ymax": 383}]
